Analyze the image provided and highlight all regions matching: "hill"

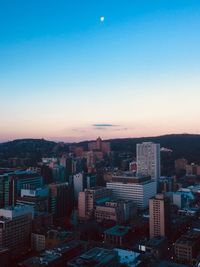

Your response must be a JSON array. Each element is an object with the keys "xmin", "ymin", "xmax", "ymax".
[{"xmin": 0, "ymin": 134, "xmax": 200, "ymax": 165}]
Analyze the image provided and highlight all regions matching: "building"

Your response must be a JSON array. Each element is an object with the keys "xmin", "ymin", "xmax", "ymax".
[
  {"xmin": 158, "ymin": 176, "xmax": 173, "ymax": 193},
  {"xmin": 0, "ymin": 170, "xmax": 43, "ymax": 208},
  {"xmin": 50, "ymin": 164, "xmax": 65, "ymax": 183},
  {"xmin": 68, "ymin": 247, "xmax": 118, "ymax": 267},
  {"xmin": 138, "ymin": 236, "xmax": 168, "ymax": 259},
  {"xmin": 104, "ymin": 225, "xmax": 131, "ymax": 246},
  {"xmin": 19, "ymin": 240, "xmax": 86, "ymax": 267},
  {"xmin": 95, "ymin": 199, "xmax": 135, "ymax": 224},
  {"xmin": 78, "ymin": 187, "xmax": 111, "ymax": 219},
  {"xmin": 175, "ymin": 158, "xmax": 188, "ymax": 174},
  {"xmin": 0, "ymin": 205, "xmax": 33, "ymax": 257},
  {"xmin": 106, "ymin": 173, "xmax": 156, "ymax": 209},
  {"xmin": 129, "ymin": 161, "xmax": 137, "ymax": 172},
  {"xmin": 48, "ymin": 182, "xmax": 73, "ymax": 220},
  {"xmin": 174, "ymin": 228, "xmax": 200, "ymax": 264},
  {"xmin": 173, "ymin": 190, "xmax": 194, "ymax": 209},
  {"xmin": 136, "ymin": 142, "xmax": 160, "ymax": 182},
  {"xmin": 0, "ymin": 248, "xmax": 10, "ymax": 267},
  {"xmin": 149, "ymin": 194, "xmax": 170, "ymax": 238},
  {"xmin": 73, "ymin": 172, "xmax": 96, "ymax": 201},
  {"xmin": 88, "ymin": 137, "xmax": 111, "ymax": 153},
  {"xmin": 114, "ymin": 248, "xmax": 141, "ymax": 267},
  {"xmin": 31, "ymin": 229, "xmax": 74, "ymax": 252},
  {"xmin": 16, "ymin": 187, "xmax": 49, "ymax": 215}
]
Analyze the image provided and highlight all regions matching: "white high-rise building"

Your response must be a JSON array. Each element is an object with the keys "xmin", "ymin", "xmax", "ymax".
[
  {"xmin": 106, "ymin": 174, "xmax": 156, "ymax": 209},
  {"xmin": 136, "ymin": 142, "xmax": 160, "ymax": 182}
]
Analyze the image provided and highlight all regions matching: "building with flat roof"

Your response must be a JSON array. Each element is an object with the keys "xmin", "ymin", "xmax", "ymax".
[
  {"xmin": 136, "ymin": 142, "xmax": 160, "ymax": 182},
  {"xmin": 0, "ymin": 205, "xmax": 33, "ymax": 257},
  {"xmin": 48, "ymin": 182, "xmax": 73, "ymax": 220},
  {"xmin": 138, "ymin": 236, "xmax": 168, "ymax": 259},
  {"xmin": 78, "ymin": 187, "xmax": 111, "ymax": 219},
  {"xmin": 95, "ymin": 199, "xmax": 135, "ymax": 224},
  {"xmin": 106, "ymin": 174, "xmax": 156, "ymax": 209},
  {"xmin": 174, "ymin": 228, "xmax": 200, "ymax": 264},
  {"xmin": 104, "ymin": 225, "xmax": 131, "ymax": 246},
  {"xmin": 16, "ymin": 187, "xmax": 49, "ymax": 214},
  {"xmin": 149, "ymin": 194, "xmax": 170, "ymax": 238},
  {"xmin": 19, "ymin": 240, "xmax": 86, "ymax": 267},
  {"xmin": 114, "ymin": 248, "xmax": 141, "ymax": 267},
  {"xmin": 68, "ymin": 247, "xmax": 118, "ymax": 267},
  {"xmin": 0, "ymin": 170, "xmax": 43, "ymax": 208}
]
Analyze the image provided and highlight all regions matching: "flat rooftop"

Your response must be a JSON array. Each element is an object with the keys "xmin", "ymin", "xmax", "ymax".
[
  {"xmin": 18, "ymin": 240, "xmax": 84, "ymax": 267},
  {"xmin": 68, "ymin": 247, "xmax": 117, "ymax": 267},
  {"xmin": 104, "ymin": 225, "xmax": 130, "ymax": 237},
  {"xmin": 114, "ymin": 248, "xmax": 141, "ymax": 267},
  {"xmin": 19, "ymin": 253, "xmax": 60, "ymax": 267},
  {"xmin": 146, "ymin": 237, "xmax": 167, "ymax": 247}
]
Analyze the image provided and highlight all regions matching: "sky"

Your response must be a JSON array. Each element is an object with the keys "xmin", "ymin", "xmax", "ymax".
[{"xmin": 0, "ymin": 0, "xmax": 200, "ymax": 142}]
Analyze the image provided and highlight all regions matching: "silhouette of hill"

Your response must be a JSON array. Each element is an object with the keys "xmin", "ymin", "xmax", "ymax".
[{"xmin": 0, "ymin": 134, "xmax": 200, "ymax": 165}]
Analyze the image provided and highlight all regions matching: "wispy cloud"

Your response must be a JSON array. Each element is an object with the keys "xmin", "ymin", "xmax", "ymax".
[{"xmin": 92, "ymin": 124, "xmax": 120, "ymax": 127}]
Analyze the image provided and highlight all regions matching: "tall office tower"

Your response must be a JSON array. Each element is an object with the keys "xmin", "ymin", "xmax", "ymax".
[
  {"xmin": 0, "ymin": 171, "xmax": 43, "ymax": 208},
  {"xmin": 106, "ymin": 173, "xmax": 156, "ymax": 209},
  {"xmin": 73, "ymin": 173, "xmax": 96, "ymax": 202},
  {"xmin": 48, "ymin": 182, "xmax": 73, "ymax": 220},
  {"xmin": 50, "ymin": 164, "xmax": 65, "ymax": 182},
  {"xmin": 149, "ymin": 194, "xmax": 170, "ymax": 238},
  {"xmin": 60, "ymin": 156, "xmax": 73, "ymax": 181},
  {"xmin": 136, "ymin": 142, "xmax": 160, "ymax": 182},
  {"xmin": 0, "ymin": 205, "xmax": 33, "ymax": 257},
  {"xmin": 78, "ymin": 187, "xmax": 111, "ymax": 219}
]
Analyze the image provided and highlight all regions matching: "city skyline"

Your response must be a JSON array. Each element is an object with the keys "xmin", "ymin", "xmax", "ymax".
[{"xmin": 1, "ymin": 0, "xmax": 200, "ymax": 142}]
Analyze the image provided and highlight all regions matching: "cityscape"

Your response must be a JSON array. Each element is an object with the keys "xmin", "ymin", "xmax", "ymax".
[
  {"xmin": 1, "ymin": 1, "xmax": 200, "ymax": 267},
  {"xmin": 0, "ymin": 136, "xmax": 200, "ymax": 266}
]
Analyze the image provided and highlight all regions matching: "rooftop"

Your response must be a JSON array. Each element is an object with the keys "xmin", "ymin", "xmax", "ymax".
[
  {"xmin": 18, "ymin": 253, "xmax": 60, "ymax": 267},
  {"xmin": 104, "ymin": 225, "xmax": 130, "ymax": 237},
  {"xmin": 114, "ymin": 248, "xmax": 141, "ymax": 267},
  {"xmin": 19, "ymin": 240, "xmax": 84, "ymax": 267},
  {"xmin": 68, "ymin": 247, "xmax": 117, "ymax": 267},
  {"xmin": 146, "ymin": 237, "xmax": 167, "ymax": 248}
]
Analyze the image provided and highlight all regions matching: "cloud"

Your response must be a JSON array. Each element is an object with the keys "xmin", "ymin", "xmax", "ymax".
[{"xmin": 92, "ymin": 124, "xmax": 119, "ymax": 127}]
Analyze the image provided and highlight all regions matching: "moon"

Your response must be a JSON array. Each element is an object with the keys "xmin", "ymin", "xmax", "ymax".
[{"xmin": 100, "ymin": 16, "xmax": 105, "ymax": 22}]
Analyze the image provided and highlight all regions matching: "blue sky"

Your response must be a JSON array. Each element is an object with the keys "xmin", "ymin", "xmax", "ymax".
[{"xmin": 0, "ymin": 0, "xmax": 200, "ymax": 141}]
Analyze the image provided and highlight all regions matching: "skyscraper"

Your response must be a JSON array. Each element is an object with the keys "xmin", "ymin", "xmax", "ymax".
[
  {"xmin": 149, "ymin": 194, "xmax": 170, "ymax": 238},
  {"xmin": 136, "ymin": 142, "xmax": 160, "ymax": 182},
  {"xmin": 48, "ymin": 182, "xmax": 73, "ymax": 220}
]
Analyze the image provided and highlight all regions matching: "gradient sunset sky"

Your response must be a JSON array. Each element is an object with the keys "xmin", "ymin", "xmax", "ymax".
[{"xmin": 1, "ymin": 0, "xmax": 200, "ymax": 142}]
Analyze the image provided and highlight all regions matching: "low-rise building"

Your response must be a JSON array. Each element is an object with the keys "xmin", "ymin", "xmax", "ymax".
[
  {"xmin": 68, "ymin": 247, "xmax": 118, "ymax": 267},
  {"xmin": 104, "ymin": 225, "xmax": 131, "ymax": 246},
  {"xmin": 174, "ymin": 228, "xmax": 200, "ymax": 264},
  {"xmin": 95, "ymin": 199, "xmax": 135, "ymax": 224},
  {"xmin": 19, "ymin": 240, "xmax": 86, "ymax": 267},
  {"xmin": 138, "ymin": 237, "xmax": 168, "ymax": 259}
]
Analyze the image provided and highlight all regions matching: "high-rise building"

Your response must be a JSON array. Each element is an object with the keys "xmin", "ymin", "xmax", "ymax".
[
  {"xmin": 78, "ymin": 187, "xmax": 111, "ymax": 219},
  {"xmin": 149, "ymin": 194, "xmax": 170, "ymax": 238},
  {"xmin": 48, "ymin": 182, "xmax": 73, "ymax": 220},
  {"xmin": 0, "ymin": 205, "xmax": 33, "ymax": 257},
  {"xmin": 0, "ymin": 171, "xmax": 43, "ymax": 208},
  {"xmin": 136, "ymin": 142, "xmax": 160, "ymax": 182},
  {"xmin": 106, "ymin": 173, "xmax": 156, "ymax": 209},
  {"xmin": 73, "ymin": 172, "xmax": 96, "ymax": 202}
]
